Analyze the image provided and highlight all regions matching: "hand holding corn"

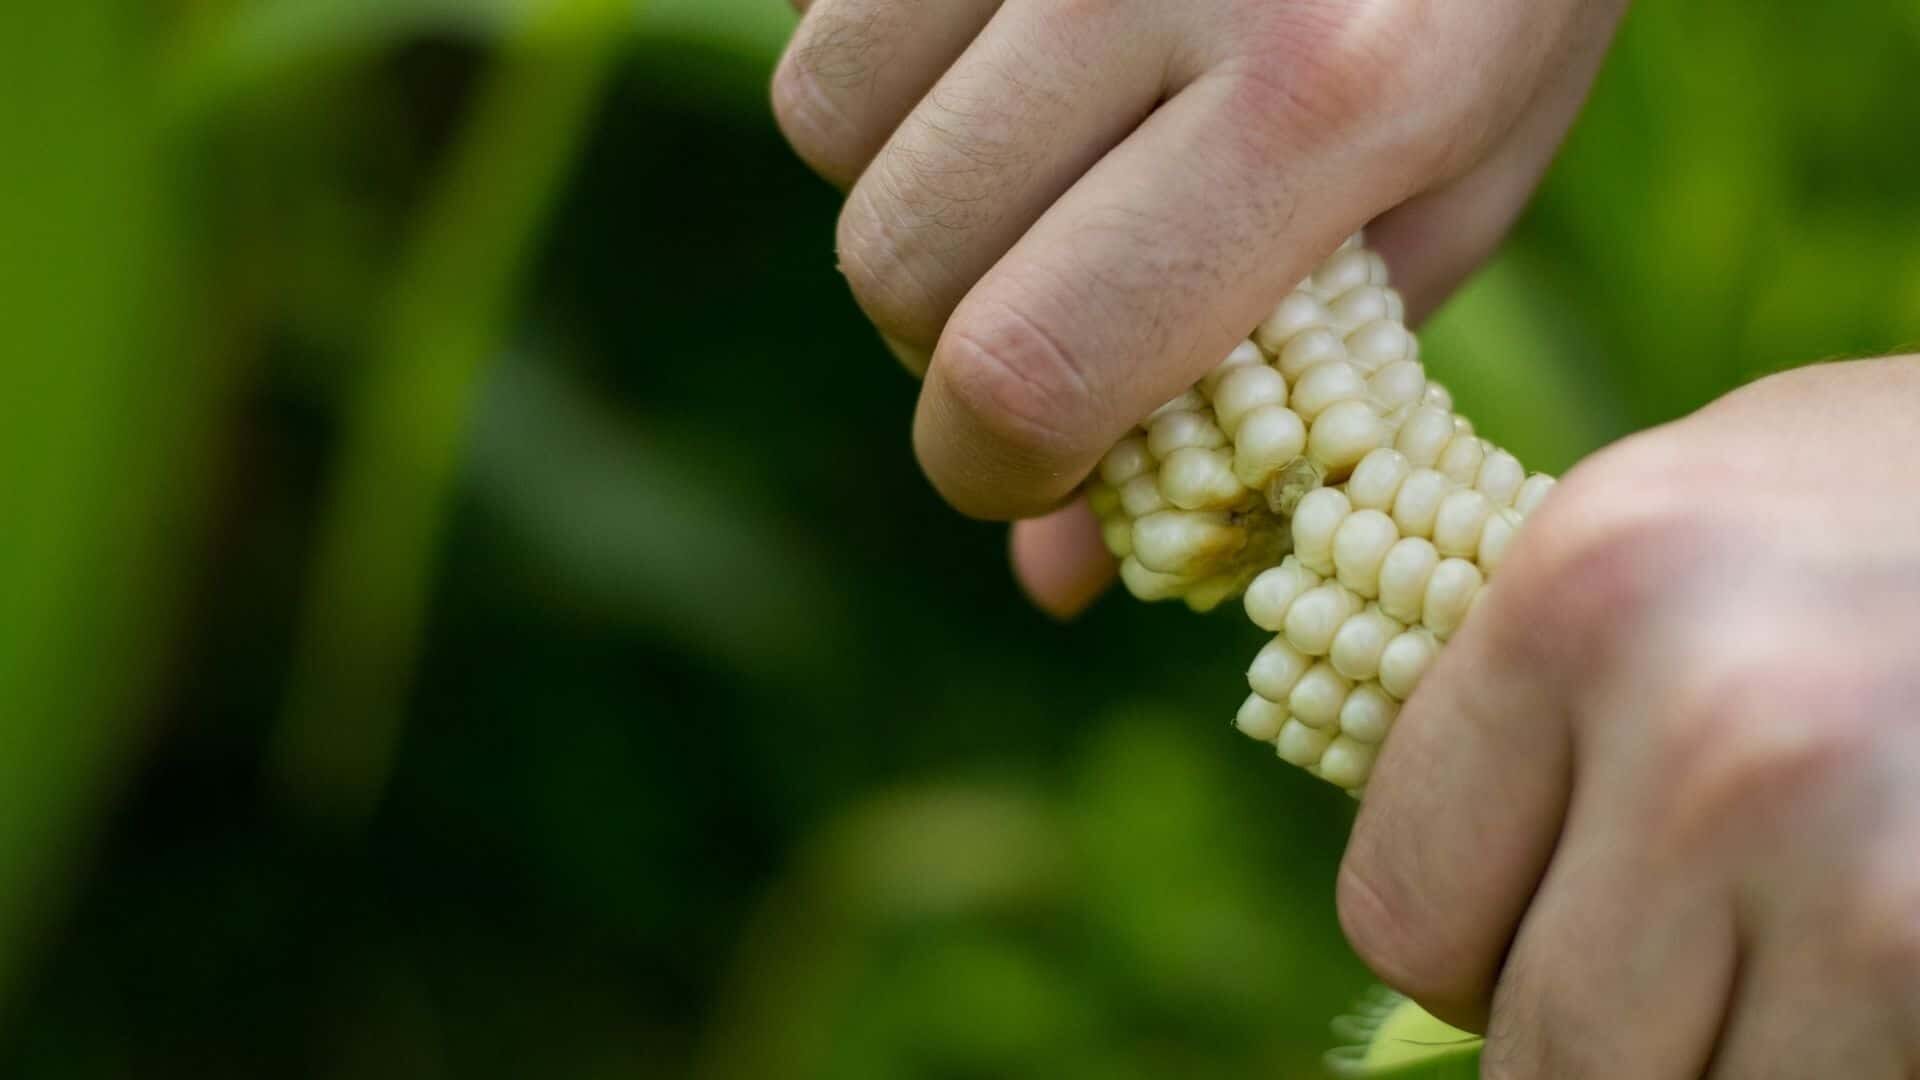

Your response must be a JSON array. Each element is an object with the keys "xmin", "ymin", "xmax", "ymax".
[{"xmin": 775, "ymin": 1, "xmax": 1920, "ymax": 1074}]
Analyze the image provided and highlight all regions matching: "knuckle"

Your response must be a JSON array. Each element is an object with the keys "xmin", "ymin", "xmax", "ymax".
[
  {"xmin": 1839, "ymin": 868, "xmax": 1920, "ymax": 1002},
  {"xmin": 834, "ymin": 184, "xmax": 943, "ymax": 346},
  {"xmin": 770, "ymin": 53, "xmax": 859, "ymax": 186},
  {"xmin": 1652, "ymin": 656, "xmax": 1874, "ymax": 857},
  {"xmin": 934, "ymin": 301, "xmax": 1094, "ymax": 468},
  {"xmin": 772, "ymin": 8, "xmax": 891, "ymax": 186},
  {"xmin": 1494, "ymin": 433, "xmax": 1719, "ymax": 667},
  {"xmin": 1221, "ymin": 2, "xmax": 1431, "ymax": 157},
  {"xmin": 1335, "ymin": 855, "xmax": 1463, "ymax": 1008}
]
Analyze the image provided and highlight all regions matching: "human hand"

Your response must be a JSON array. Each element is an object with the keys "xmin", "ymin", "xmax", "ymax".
[
  {"xmin": 772, "ymin": 0, "xmax": 1629, "ymax": 615},
  {"xmin": 1339, "ymin": 357, "xmax": 1920, "ymax": 1076}
]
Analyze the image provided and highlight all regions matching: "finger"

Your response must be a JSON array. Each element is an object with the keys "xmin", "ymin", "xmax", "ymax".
[
  {"xmin": 913, "ymin": 72, "xmax": 1418, "ymax": 519},
  {"xmin": 834, "ymin": 1, "xmax": 1171, "ymax": 351},
  {"xmin": 1366, "ymin": 0, "xmax": 1627, "ymax": 322},
  {"xmin": 1336, "ymin": 561, "xmax": 1579, "ymax": 1028},
  {"xmin": 1706, "ymin": 929, "xmax": 1914, "ymax": 1080},
  {"xmin": 1477, "ymin": 789, "xmax": 1737, "ymax": 1077},
  {"xmin": 1010, "ymin": 498, "xmax": 1115, "ymax": 619},
  {"xmin": 772, "ymin": 0, "xmax": 1003, "ymax": 188}
]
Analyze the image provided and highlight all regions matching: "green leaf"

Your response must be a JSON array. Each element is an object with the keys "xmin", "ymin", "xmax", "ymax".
[{"xmin": 1323, "ymin": 986, "xmax": 1483, "ymax": 1079}]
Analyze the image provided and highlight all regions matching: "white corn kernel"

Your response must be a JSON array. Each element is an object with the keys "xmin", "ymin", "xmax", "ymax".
[
  {"xmin": 1234, "ymin": 692, "xmax": 1288, "ymax": 741},
  {"xmin": 1423, "ymin": 382, "xmax": 1455, "ymax": 412},
  {"xmin": 1212, "ymin": 364, "xmax": 1289, "ymax": 438},
  {"xmin": 1330, "ymin": 607, "xmax": 1403, "ymax": 682},
  {"xmin": 1338, "ymin": 684, "xmax": 1399, "ymax": 744},
  {"xmin": 1515, "ymin": 473, "xmax": 1557, "ymax": 515},
  {"xmin": 1367, "ymin": 359, "xmax": 1427, "ymax": 411},
  {"xmin": 1278, "ymin": 327, "xmax": 1347, "ymax": 380},
  {"xmin": 1290, "ymin": 487, "xmax": 1352, "ymax": 575},
  {"xmin": 1422, "ymin": 557, "xmax": 1484, "ymax": 639},
  {"xmin": 1148, "ymin": 389, "xmax": 1207, "ymax": 422},
  {"xmin": 1290, "ymin": 361, "xmax": 1368, "ymax": 422},
  {"xmin": 1147, "ymin": 410, "xmax": 1227, "ymax": 458},
  {"xmin": 1345, "ymin": 320, "xmax": 1413, "ymax": 373},
  {"xmin": 1389, "ymin": 468, "xmax": 1450, "ymax": 538},
  {"xmin": 1119, "ymin": 473, "xmax": 1169, "ymax": 518},
  {"xmin": 1255, "ymin": 294, "xmax": 1333, "ymax": 354},
  {"xmin": 1313, "ymin": 248, "xmax": 1375, "ymax": 298},
  {"xmin": 1347, "ymin": 448, "xmax": 1411, "ymax": 511},
  {"xmin": 1436, "ymin": 434, "xmax": 1486, "ymax": 486},
  {"xmin": 1394, "ymin": 405, "xmax": 1456, "ymax": 466},
  {"xmin": 1284, "ymin": 582, "xmax": 1362, "ymax": 656},
  {"xmin": 1119, "ymin": 556, "xmax": 1190, "ymax": 601},
  {"xmin": 1276, "ymin": 719, "xmax": 1333, "ymax": 766},
  {"xmin": 1309, "ymin": 400, "xmax": 1390, "ymax": 474},
  {"xmin": 1100, "ymin": 437, "xmax": 1153, "ymax": 486},
  {"xmin": 1378, "ymin": 629, "xmax": 1439, "ymax": 700},
  {"xmin": 1332, "ymin": 509, "xmax": 1399, "ymax": 597},
  {"xmin": 1328, "ymin": 286, "xmax": 1392, "ymax": 333},
  {"xmin": 1201, "ymin": 339, "xmax": 1266, "ymax": 396},
  {"xmin": 1478, "ymin": 507, "xmax": 1523, "ymax": 577},
  {"xmin": 1159, "ymin": 446, "xmax": 1244, "ymax": 510},
  {"xmin": 1132, "ymin": 510, "xmax": 1244, "ymax": 575},
  {"xmin": 1319, "ymin": 736, "xmax": 1378, "ymax": 790},
  {"xmin": 1248, "ymin": 637, "xmax": 1312, "ymax": 701},
  {"xmin": 1377, "ymin": 536, "xmax": 1440, "ymax": 624},
  {"xmin": 1231, "ymin": 406, "xmax": 1308, "ymax": 488},
  {"xmin": 1432, "ymin": 488, "xmax": 1494, "ymax": 558},
  {"xmin": 1476, "ymin": 449, "xmax": 1525, "ymax": 507},
  {"xmin": 1288, "ymin": 662, "xmax": 1352, "ymax": 728},
  {"xmin": 1245, "ymin": 557, "xmax": 1321, "ymax": 631}
]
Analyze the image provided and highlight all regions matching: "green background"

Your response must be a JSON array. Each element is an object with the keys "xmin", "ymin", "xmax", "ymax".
[{"xmin": 3, "ymin": 1, "xmax": 1917, "ymax": 1076}]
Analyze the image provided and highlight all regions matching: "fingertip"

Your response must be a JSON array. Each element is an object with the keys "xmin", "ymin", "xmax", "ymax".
[{"xmin": 1010, "ymin": 500, "xmax": 1117, "ymax": 620}]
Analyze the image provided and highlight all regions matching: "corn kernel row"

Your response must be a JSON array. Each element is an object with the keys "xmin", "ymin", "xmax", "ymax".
[{"xmin": 1088, "ymin": 237, "xmax": 1555, "ymax": 794}]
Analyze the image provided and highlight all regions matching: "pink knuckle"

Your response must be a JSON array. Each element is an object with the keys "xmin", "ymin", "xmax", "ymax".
[
  {"xmin": 1653, "ymin": 661, "xmax": 1873, "ymax": 853},
  {"xmin": 834, "ymin": 189, "xmax": 942, "ymax": 346},
  {"xmin": 1335, "ymin": 857, "xmax": 1459, "ymax": 1006},
  {"xmin": 935, "ymin": 304, "xmax": 1093, "ymax": 467}
]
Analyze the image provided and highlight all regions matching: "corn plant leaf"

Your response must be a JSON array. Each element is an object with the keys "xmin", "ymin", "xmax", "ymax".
[{"xmin": 1323, "ymin": 986, "xmax": 1484, "ymax": 1079}]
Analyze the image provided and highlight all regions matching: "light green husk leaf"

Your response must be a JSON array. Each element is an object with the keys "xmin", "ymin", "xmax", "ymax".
[{"xmin": 1323, "ymin": 985, "xmax": 1484, "ymax": 1079}]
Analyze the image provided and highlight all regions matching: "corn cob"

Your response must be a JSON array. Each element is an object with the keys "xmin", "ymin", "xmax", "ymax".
[{"xmin": 1087, "ymin": 236, "xmax": 1555, "ymax": 796}]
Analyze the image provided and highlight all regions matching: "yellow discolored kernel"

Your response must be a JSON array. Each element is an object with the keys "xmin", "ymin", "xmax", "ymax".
[{"xmin": 1133, "ymin": 510, "xmax": 1244, "ymax": 575}]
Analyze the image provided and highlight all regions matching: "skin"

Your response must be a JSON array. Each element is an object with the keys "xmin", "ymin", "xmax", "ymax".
[{"xmin": 772, "ymin": 1, "xmax": 1920, "ymax": 1073}]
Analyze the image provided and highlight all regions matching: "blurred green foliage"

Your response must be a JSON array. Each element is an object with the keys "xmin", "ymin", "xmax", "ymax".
[{"xmin": 2, "ymin": 1, "xmax": 1916, "ymax": 1076}]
